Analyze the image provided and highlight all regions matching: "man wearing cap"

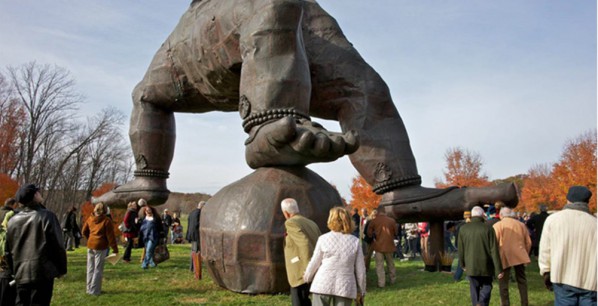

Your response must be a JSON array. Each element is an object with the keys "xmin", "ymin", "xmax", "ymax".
[
  {"xmin": 458, "ymin": 206, "xmax": 503, "ymax": 306},
  {"xmin": 493, "ymin": 207, "xmax": 531, "ymax": 306},
  {"xmin": 6, "ymin": 184, "xmax": 67, "ymax": 305},
  {"xmin": 539, "ymin": 186, "xmax": 597, "ymax": 304}
]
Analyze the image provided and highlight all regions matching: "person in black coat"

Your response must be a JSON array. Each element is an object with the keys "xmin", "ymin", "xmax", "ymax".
[{"xmin": 186, "ymin": 201, "xmax": 204, "ymax": 272}]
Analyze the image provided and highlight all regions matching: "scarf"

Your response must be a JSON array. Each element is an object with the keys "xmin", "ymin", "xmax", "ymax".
[{"xmin": 563, "ymin": 202, "xmax": 590, "ymax": 214}]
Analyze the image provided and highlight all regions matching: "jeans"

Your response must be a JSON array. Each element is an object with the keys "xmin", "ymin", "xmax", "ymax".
[
  {"xmin": 553, "ymin": 283, "xmax": 597, "ymax": 306},
  {"xmin": 142, "ymin": 239, "xmax": 157, "ymax": 269},
  {"xmin": 467, "ymin": 276, "xmax": 493, "ymax": 306},
  {"xmin": 86, "ymin": 249, "xmax": 107, "ymax": 295}
]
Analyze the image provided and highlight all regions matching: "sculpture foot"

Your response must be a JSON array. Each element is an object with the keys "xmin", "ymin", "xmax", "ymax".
[
  {"xmin": 380, "ymin": 183, "xmax": 518, "ymax": 221},
  {"xmin": 245, "ymin": 117, "xmax": 359, "ymax": 169},
  {"xmin": 91, "ymin": 177, "xmax": 170, "ymax": 208}
]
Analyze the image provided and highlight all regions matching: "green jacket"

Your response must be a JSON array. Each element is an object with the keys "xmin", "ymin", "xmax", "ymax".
[
  {"xmin": 458, "ymin": 217, "xmax": 502, "ymax": 277},
  {"xmin": 283, "ymin": 214, "xmax": 321, "ymax": 287}
]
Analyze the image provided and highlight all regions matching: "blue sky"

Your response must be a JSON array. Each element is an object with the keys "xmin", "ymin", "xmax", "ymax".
[{"xmin": 1, "ymin": 1, "xmax": 595, "ymax": 201}]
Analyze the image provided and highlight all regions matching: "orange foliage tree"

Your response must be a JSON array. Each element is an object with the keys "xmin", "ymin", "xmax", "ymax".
[
  {"xmin": 520, "ymin": 130, "xmax": 597, "ymax": 213},
  {"xmin": 519, "ymin": 164, "xmax": 556, "ymax": 211},
  {"xmin": 551, "ymin": 130, "xmax": 596, "ymax": 212},
  {"xmin": 435, "ymin": 147, "xmax": 490, "ymax": 188},
  {"xmin": 348, "ymin": 175, "xmax": 381, "ymax": 215},
  {"xmin": 0, "ymin": 173, "xmax": 19, "ymax": 203},
  {"xmin": 0, "ymin": 94, "xmax": 25, "ymax": 175}
]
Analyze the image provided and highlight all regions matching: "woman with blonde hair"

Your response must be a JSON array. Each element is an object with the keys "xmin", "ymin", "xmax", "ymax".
[
  {"xmin": 304, "ymin": 207, "xmax": 366, "ymax": 306},
  {"xmin": 82, "ymin": 202, "xmax": 118, "ymax": 295}
]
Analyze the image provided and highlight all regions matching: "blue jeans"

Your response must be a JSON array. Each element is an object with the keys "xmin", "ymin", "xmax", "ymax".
[
  {"xmin": 553, "ymin": 283, "xmax": 597, "ymax": 306},
  {"xmin": 142, "ymin": 239, "xmax": 157, "ymax": 269},
  {"xmin": 467, "ymin": 276, "xmax": 493, "ymax": 306}
]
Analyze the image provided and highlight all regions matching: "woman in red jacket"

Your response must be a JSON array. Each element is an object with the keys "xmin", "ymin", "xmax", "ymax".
[{"xmin": 82, "ymin": 203, "xmax": 118, "ymax": 296}]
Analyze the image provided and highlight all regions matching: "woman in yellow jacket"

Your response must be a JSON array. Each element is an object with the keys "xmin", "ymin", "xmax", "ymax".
[{"xmin": 82, "ymin": 203, "xmax": 118, "ymax": 296}]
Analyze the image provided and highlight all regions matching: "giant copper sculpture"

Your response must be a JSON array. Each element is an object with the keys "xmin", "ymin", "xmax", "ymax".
[{"xmin": 94, "ymin": 0, "xmax": 518, "ymax": 292}]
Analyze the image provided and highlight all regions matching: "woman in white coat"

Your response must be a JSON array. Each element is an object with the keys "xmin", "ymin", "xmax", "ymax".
[{"xmin": 304, "ymin": 207, "xmax": 366, "ymax": 306}]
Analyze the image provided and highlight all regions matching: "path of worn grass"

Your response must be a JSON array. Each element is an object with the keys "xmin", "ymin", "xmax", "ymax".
[{"xmin": 53, "ymin": 245, "xmax": 554, "ymax": 305}]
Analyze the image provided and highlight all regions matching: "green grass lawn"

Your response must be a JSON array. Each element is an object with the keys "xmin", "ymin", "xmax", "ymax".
[{"xmin": 53, "ymin": 244, "xmax": 554, "ymax": 305}]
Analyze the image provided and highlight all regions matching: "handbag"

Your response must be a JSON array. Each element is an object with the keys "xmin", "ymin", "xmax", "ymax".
[{"xmin": 153, "ymin": 242, "xmax": 170, "ymax": 264}]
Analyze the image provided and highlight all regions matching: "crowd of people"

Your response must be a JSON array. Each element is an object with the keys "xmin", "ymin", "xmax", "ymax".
[{"xmin": 0, "ymin": 183, "xmax": 594, "ymax": 305}]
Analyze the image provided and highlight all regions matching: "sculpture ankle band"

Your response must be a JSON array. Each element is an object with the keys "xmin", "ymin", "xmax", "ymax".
[
  {"xmin": 134, "ymin": 169, "xmax": 170, "ymax": 179},
  {"xmin": 242, "ymin": 108, "xmax": 310, "ymax": 133},
  {"xmin": 373, "ymin": 175, "xmax": 422, "ymax": 194}
]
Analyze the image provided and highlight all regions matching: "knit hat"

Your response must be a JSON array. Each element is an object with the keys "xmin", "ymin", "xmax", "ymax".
[
  {"xmin": 15, "ymin": 184, "xmax": 40, "ymax": 204},
  {"xmin": 566, "ymin": 186, "xmax": 592, "ymax": 203}
]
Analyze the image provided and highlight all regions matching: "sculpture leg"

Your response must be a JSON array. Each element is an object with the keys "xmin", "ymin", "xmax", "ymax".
[
  {"xmin": 303, "ymin": 2, "xmax": 518, "ymax": 219},
  {"xmin": 94, "ymin": 37, "xmax": 181, "ymax": 206},
  {"xmin": 239, "ymin": 0, "xmax": 358, "ymax": 168}
]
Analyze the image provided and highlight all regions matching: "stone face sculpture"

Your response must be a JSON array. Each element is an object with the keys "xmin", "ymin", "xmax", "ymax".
[{"xmin": 95, "ymin": 0, "xmax": 518, "ymax": 215}]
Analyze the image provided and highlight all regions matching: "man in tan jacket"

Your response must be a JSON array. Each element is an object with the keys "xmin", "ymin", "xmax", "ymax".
[
  {"xmin": 493, "ymin": 207, "xmax": 531, "ymax": 306},
  {"xmin": 367, "ymin": 210, "xmax": 398, "ymax": 288},
  {"xmin": 281, "ymin": 198, "xmax": 321, "ymax": 306}
]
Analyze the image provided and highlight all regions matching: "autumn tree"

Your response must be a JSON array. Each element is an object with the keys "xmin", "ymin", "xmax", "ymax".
[
  {"xmin": 435, "ymin": 147, "xmax": 490, "ymax": 188},
  {"xmin": 551, "ymin": 130, "xmax": 597, "ymax": 212},
  {"xmin": 348, "ymin": 175, "xmax": 381, "ymax": 214},
  {"xmin": 520, "ymin": 130, "xmax": 597, "ymax": 213},
  {"xmin": 519, "ymin": 164, "xmax": 555, "ymax": 211},
  {"xmin": 0, "ymin": 173, "xmax": 18, "ymax": 203},
  {"xmin": 0, "ymin": 74, "xmax": 25, "ymax": 175}
]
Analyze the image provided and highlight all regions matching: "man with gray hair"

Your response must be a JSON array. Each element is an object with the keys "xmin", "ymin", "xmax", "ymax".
[
  {"xmin": 458, "ymin": 206, "xmax": 503, "ymax": 306},
  {"xmin": 493, "ymin": 207, "xmax": 531, "ymax": 306},
  {"xmin": 187, "ymin": 201, "xmax": 205, "ymax": 278},
  {"xmin": 281, "ymin": 198, "xmax": 321, "ymax": 306}
]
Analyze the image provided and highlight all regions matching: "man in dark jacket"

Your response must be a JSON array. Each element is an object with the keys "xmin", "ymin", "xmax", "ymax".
[
  {"xmin": 6, "ymin": 184, "xmax": 67, "ymax": 306},
  {"xmin": 186, "ymin": 201, "xmax": 204, "ymax": 274},
  {"xmin": 458, "ymin": 206, "xmax": 503, "ymax": 306},
  {"xmin": 62, "ymin": 206, "xmax": 78, "ymax": 251},
  {"xmin": 526, "ymin": 204, "xmax": 549, "ymax": 258}
]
